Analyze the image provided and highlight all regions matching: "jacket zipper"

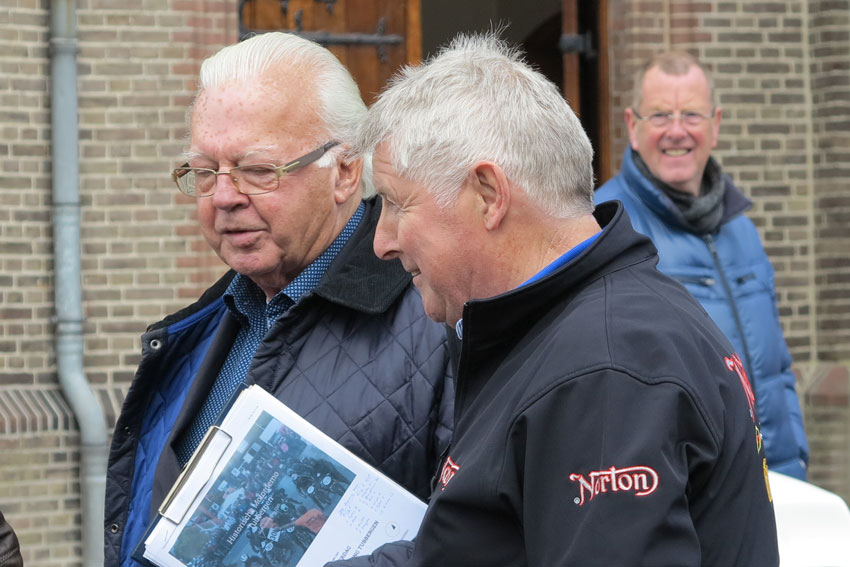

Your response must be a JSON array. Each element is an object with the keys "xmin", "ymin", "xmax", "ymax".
[{"xmin": 703, "ymin": 234, "xmax": 755, "ymax": 382}]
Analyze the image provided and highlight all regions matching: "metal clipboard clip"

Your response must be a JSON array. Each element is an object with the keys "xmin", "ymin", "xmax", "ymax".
[{"xmin": 159, "ymin": 425, "xmax": 233, "ymax": 524}]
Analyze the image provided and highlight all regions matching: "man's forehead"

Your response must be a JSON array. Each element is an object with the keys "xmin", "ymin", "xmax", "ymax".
[
  {"xmin": 640, "ymin": 66, "xmax": 711, "ymax": 106},
  {"xmin": 370, "ymin": 155, "xmax": 396, "ymax": 192},
  {"xmin": 193, "ymin": 80, "xmax": 319, "ymax": 126},
  {"xmin": 189, "ymin": 83, "xmax": 325, "ymax": 160},
  {"xmin": 643, "ymin": 65, "xmax": 709, "ymax": 90},
  {"xmin": 371, "ymin": 142, "xmax": 396, "ymax": 172},
  {"xmin": 371, "ymin": 146, "xmax": 412, "ymax": 195}
]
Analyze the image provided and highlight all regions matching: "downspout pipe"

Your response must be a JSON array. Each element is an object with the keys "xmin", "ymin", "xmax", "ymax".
[{"xmin": 50, "ymin": 1, "xmax": 109, "ymax": 565}]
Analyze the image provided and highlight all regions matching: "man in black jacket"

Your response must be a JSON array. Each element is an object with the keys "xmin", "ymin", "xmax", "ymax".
[
  {"xmin": 105, "ymin": 33, "xmax": 453, "ymax": 567},
  {"xmin": 335, "ymin": 33, "xmax": 778, "ymax": 566}
]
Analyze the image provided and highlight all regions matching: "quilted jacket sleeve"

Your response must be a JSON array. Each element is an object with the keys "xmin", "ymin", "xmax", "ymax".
[{"xmin": 0, "ymin": 510, "xmax": 23, "ymax": 567}]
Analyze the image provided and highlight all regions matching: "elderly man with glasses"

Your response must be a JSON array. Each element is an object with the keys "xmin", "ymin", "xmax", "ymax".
[
  {"xmin": 104, "ymin": 32, "xmax": 454, "ymax": 567},
  {"xmin": 596, "ymin": 50, "xmax": 809, "ymax": 480}
]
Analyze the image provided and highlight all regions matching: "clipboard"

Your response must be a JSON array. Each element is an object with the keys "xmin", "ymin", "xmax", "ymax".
[
  {"xmin": 160, "ymin": 425, "xmax": 233, "ymax": 523},
  {"xmin": 132, "ymin": 384, "xmax": 427, "ymax": 567}
]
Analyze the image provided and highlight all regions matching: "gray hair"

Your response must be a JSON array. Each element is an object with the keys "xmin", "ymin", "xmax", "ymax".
[
  {"xmin": 195, "ymin": 32, "xmax": 374, "ymax": 197},
  {"xmin": 354, "ymin": 33, "xmax": 594, "ymax": 218},
  {"xmin": 632, "ymin": 50, "xmax": 717, "ymax": 111}
]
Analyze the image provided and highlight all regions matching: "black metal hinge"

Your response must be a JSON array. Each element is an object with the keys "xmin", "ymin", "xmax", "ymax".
[{"xmin": 559, "ymin": 32, "xmax": 595, "ymax": 58}]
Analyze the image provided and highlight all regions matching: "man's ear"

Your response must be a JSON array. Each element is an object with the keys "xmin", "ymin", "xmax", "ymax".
[
  {"xmin": 710, "ymin": 106, "xmax": 722, "ymax": 149},
  {"xmin": 334, "ymin": 155, "xmax": 364, "ymax": 204},
  {"xmin": 470, "ymin": 161, "xmax": 510, "ymax": 231},
  {"xmin": 625, "ymin": 108, "xmax": 640, "ymax": 151}
]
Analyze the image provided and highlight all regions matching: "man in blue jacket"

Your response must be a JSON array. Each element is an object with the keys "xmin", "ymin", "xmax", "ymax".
[
  {"xmin": 104, "ymin": 33, "xmax": 454, "ymax": 567},
  {"xmin": 595, "ymin": 50, "xmax": 809, "ymax": 479}
]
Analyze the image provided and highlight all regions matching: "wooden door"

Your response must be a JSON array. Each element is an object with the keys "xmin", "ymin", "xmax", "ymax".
[
  {"xmin": 560, "ymin": 0, "xmax": 610, "ymax": 184},
  {"xmin": 240, "ymin": 0, "xmax": 421, "ymax": 105}
]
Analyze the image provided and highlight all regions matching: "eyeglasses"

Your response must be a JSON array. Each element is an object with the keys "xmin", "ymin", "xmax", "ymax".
[
  {"xmin": 632, "ymin": 109, "xmax": 715, "ymax": 128},
  {"xmin": 172, "ymin": 141, "xmax": 340, "ymax": 197}
]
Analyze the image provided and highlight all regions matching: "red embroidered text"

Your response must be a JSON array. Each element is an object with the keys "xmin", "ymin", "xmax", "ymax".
[
  {"xmin": 568, "ymin": 465, "xmax": 659, "ymax": 506},
  {"xmin": 725, "ymin": 353, "xmax": 756, "ymax": 422},
  {"xmin": 439, "ymin": 456, "xmax": 460, "ymax": 491}
]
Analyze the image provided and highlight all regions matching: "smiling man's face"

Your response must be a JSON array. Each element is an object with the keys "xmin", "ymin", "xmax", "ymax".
[{"xmin": 626, "ymin": 65, "xmax": 721, "ymax": 196}]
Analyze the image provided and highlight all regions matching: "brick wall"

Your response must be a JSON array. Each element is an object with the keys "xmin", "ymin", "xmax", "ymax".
[
  {"xmin": 805, "ymin": 0, "xmax": 850, "ymax": 501},
  {"xmin": 1, "ymin": 1, "xmax": 70, "ymax": 560},
  {"xmin": 802, "ymin": 367, "xmax": 850, "ymax": 497},
  {"xmin": 77, "ymin": 0, "xmax": 237, "ymax": 390},
  {"xmin": 809, "ymin": 0, "xmax": 850, "ymax": 362},
  {"xmin": 0, "ymin": 390, "xmax": 80, "ymax": 562}
]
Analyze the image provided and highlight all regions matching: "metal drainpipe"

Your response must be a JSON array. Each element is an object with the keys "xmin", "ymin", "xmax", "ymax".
[{"xmin": 50, "ymin": 1, "xmax": 108, "ymax": 565}]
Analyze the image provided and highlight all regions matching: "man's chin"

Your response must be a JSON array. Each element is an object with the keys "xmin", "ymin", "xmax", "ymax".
[
  {"xmin": 223, "ymin": 254, "xmax": 261, "ymax": 273},
  {"xmin": 224, "ymin": 255, "xmax": 276, "ymax": 282},
  {"xmin": 420, "ymin": 295, "xmax": 448, "ymax": 324},
  {"xmin": 656, "ymin": 170, "xmax": 701, "ymax": 194},
  {"xmin": 423, "ymin": 306, "xmax": 447, "ymax": 324}
]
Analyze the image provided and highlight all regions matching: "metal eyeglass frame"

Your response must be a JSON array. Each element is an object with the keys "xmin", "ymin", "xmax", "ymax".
[
  {"xmin": 631, "ymin": 109, "xmax": 715, "ymax": 128},
  {"xmin": 172, "ymin": 140, "xmax": 340, "ymax": 197}
]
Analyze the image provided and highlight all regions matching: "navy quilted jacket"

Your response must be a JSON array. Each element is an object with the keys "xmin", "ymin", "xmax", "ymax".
[
  {"xmin": 104, "ymin": 198, "xmax": 454, "ymax": 567},
  {"xmin": 596, "ymin": 148, "xmax": 808, "ymax": 479}
]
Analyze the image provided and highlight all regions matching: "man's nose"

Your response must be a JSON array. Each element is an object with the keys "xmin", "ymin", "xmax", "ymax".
[
  {"xmin": 665, "ymin": 115, "xmax": 689, "ymax": 137},
  {"xmin": 211, "ymin": 171, "xmax": 248, "ymax": 208},
  {"xmin": 373, "ymin": 209, "xmax": 400, "ymax": 261}
]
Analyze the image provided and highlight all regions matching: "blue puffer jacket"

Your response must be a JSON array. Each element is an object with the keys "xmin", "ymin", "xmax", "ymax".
[
  {"xmin": 104, "ymin": 198, "xmax": 455, "ymax": 566},
  {"xmin": 596, "ymin": 148, "xmax": 808, "ymax": 479}
]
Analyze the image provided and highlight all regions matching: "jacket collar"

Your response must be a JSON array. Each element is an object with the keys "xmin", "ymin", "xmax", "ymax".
[
  {"xmin": 313, "ymin": 196, "xmax": 411, "ymax": 314},
  {"xmin": 460, "ymin": 201, "xmax": 656, "ymax": 350},
  {"xmin": 621, "ymin": 147, "xmax": 751, "ymax": 232}
]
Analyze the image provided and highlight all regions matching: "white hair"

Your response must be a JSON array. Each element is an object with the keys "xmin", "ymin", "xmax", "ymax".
[
  {"xmin": 355, "ymin": 32, "xmax": 594, "ymax": 217},
  {"xmin": 195, "ymin": 32, "xmax": 374, "ymax": 198}
]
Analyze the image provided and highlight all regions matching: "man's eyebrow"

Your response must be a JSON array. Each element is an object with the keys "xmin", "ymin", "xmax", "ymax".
[
  {"xmin": 243, "ymin": 145, "xmax": 278, "ymax": 160},
  {"xmin": 181, "ymin": 150, "xmax": 205, "ymax": 162},
  {"xmin": 181, "ymin": 145, "xmax": 280, "ymax": 164}
]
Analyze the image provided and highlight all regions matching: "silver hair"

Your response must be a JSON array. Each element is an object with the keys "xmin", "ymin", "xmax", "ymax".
[
  {"xmin": 354, "ymin": 32, "xmax": 594, "ymax": 218},
  {"xmin": 195, "ymin": 32, "xmax": 374, "ymax": 198}
]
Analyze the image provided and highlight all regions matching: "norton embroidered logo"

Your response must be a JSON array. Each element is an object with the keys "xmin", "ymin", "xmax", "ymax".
[
  {"xmin": 439, "ymin": 456, "xmax": 460, "ymax": 491},
  {"xmin": 725, "ymin": 353, "xmax": 756, "ymax": 423},
  {"xmin": 568, "ymin": 466, "xmax": 659, "ymax": 506}
]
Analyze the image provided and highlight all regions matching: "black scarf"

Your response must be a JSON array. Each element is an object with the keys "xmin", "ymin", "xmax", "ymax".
[{"xmin": 634, "ymin": 152, "xmax": 726, "ymax": 234}]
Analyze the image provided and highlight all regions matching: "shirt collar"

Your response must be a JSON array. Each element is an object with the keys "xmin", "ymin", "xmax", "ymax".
[
  {"xmin": 283, "ymin": 201, "xmax": 365, "ymax": 303},
  {"xmin": 455, "ymin": 229, "xmax": 603, "ymax": 340}
]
